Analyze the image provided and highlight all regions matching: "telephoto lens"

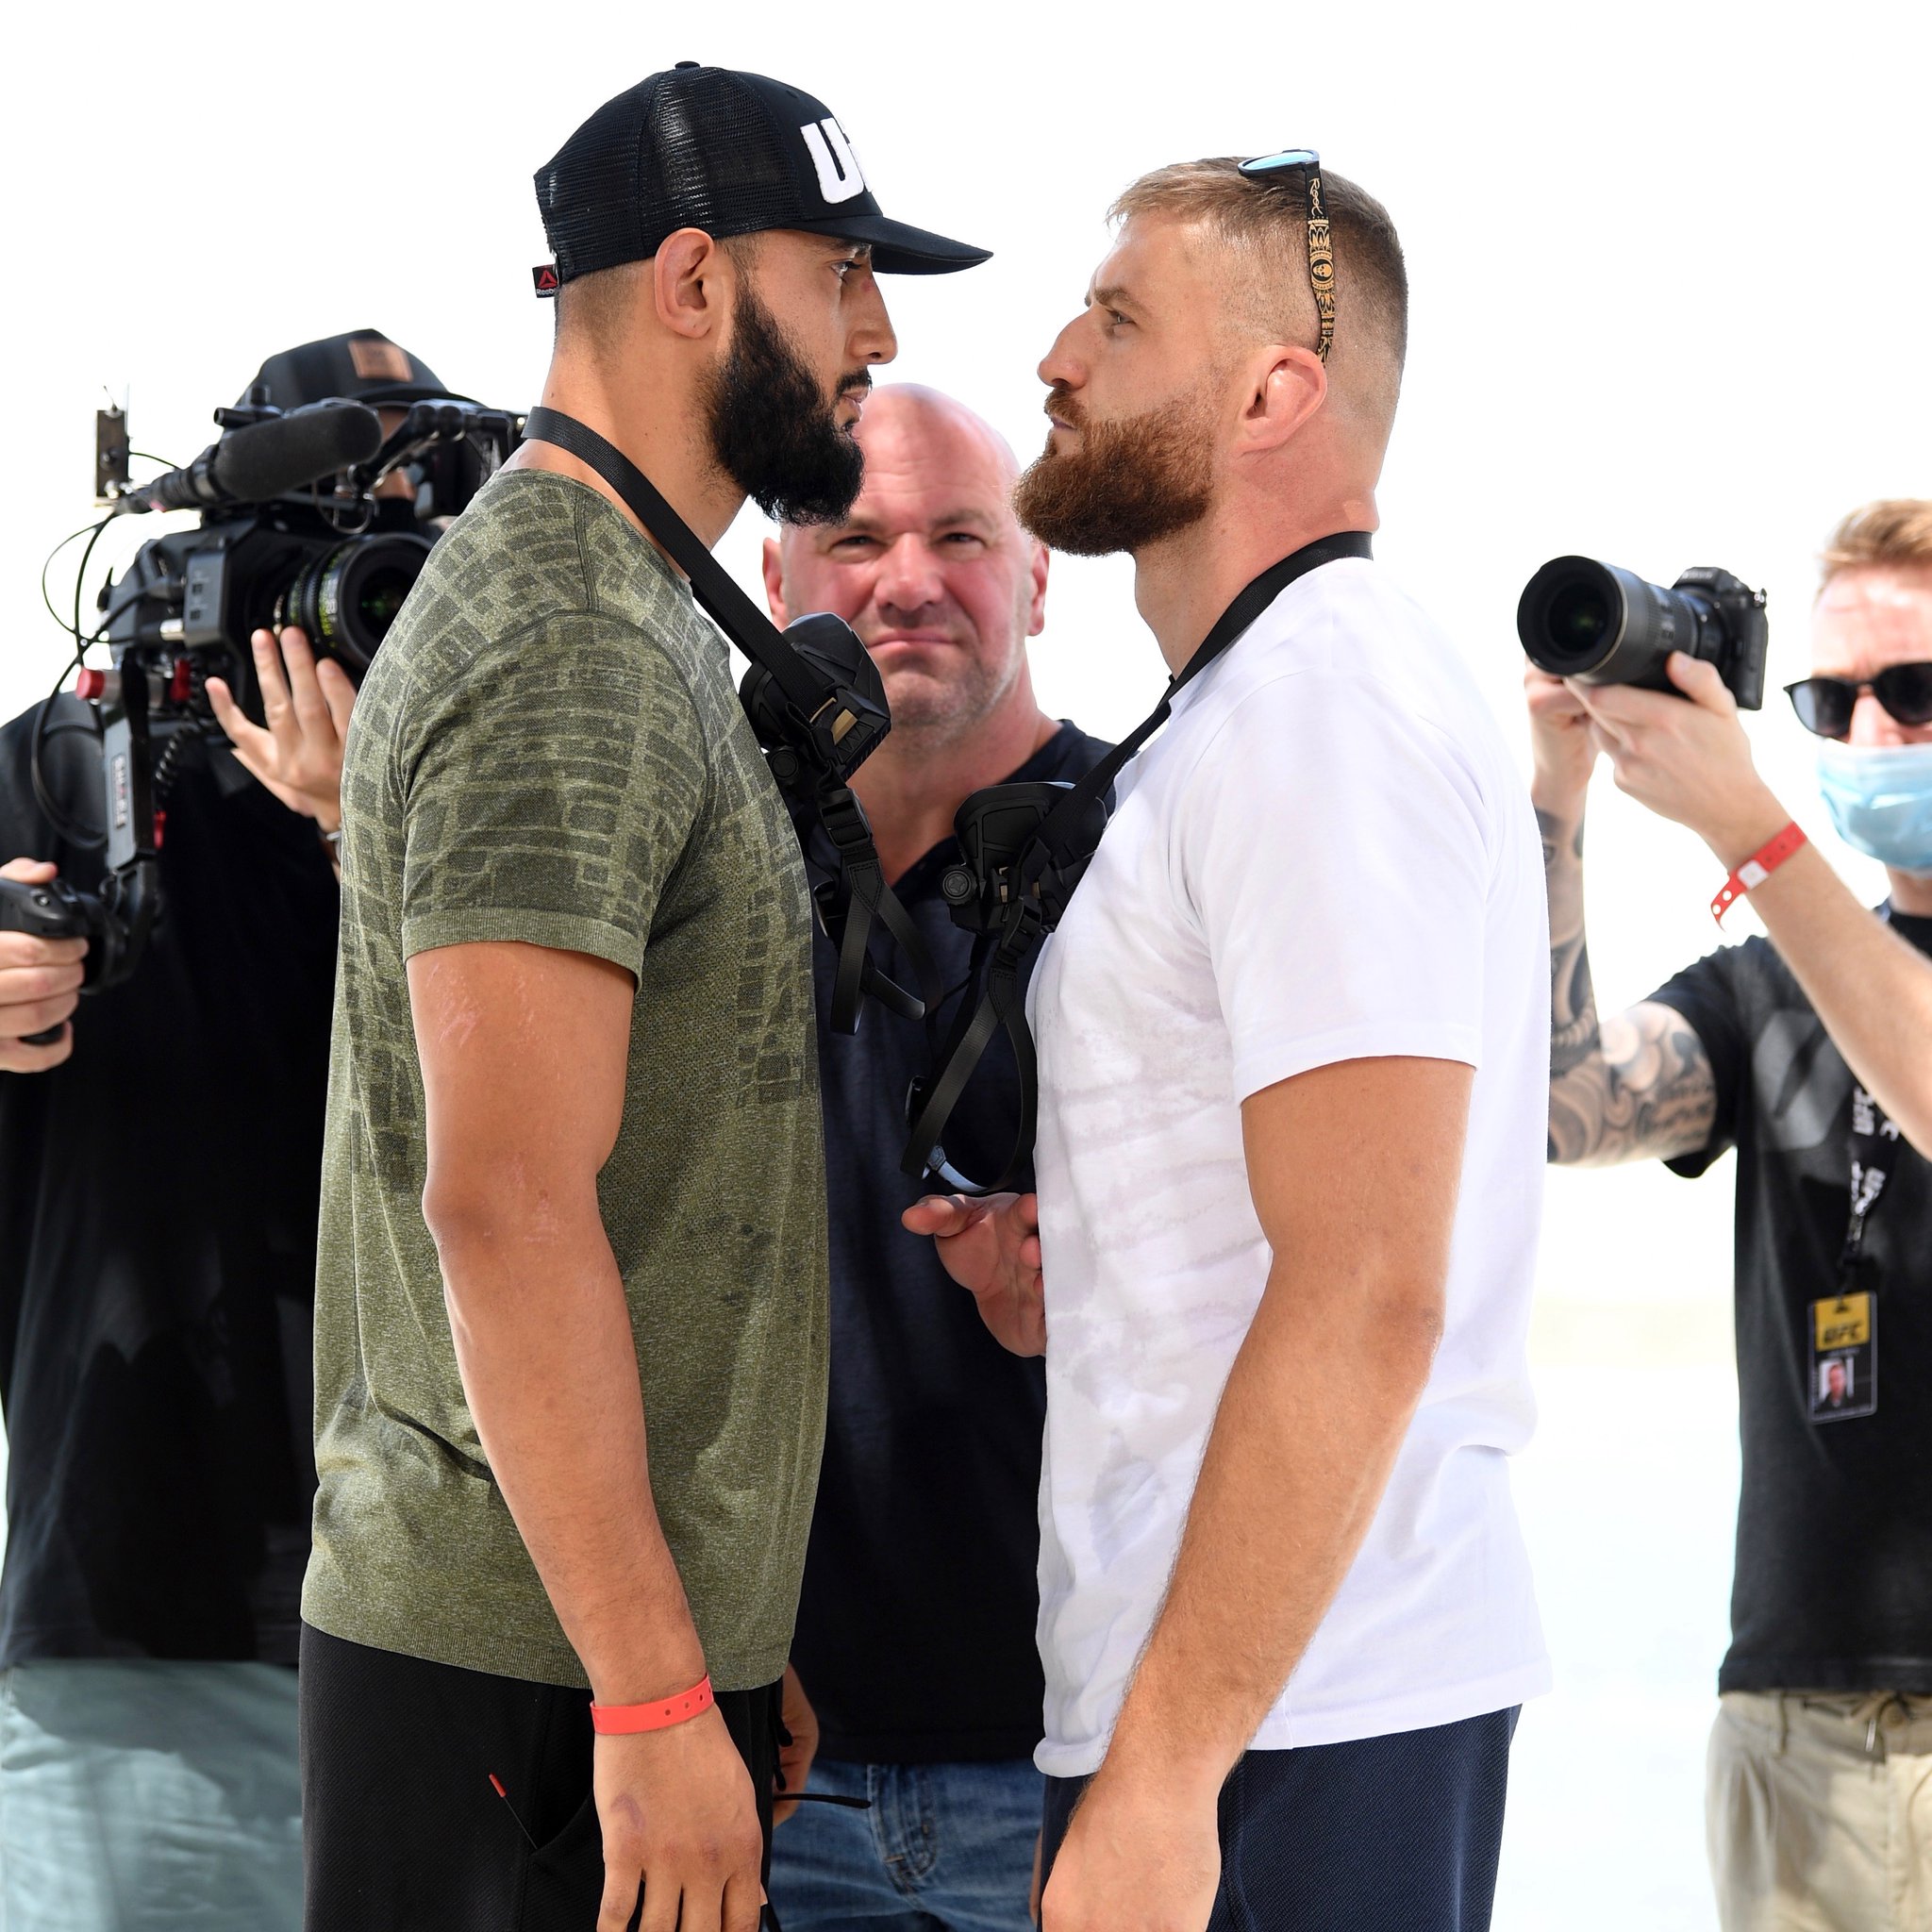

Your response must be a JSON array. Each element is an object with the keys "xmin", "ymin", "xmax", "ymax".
[{"xmin": 1517, "ymin": 558, "xmax": 1769, "ymax": 709}]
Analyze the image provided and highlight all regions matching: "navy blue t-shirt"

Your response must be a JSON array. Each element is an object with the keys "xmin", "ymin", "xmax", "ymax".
[
  {"xmin": 1650, "ymin": 908, "xmax": 1932, "ymax": 1694},
  {"xmin": 797, "ymin": 722, "xmax": 1110, "ymax": 1763}
]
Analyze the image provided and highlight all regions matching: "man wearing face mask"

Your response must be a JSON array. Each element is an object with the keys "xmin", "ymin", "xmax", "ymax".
[{"xmin": 1531, "ymin": 499, "xmax": 1932, "ymax": 1932}]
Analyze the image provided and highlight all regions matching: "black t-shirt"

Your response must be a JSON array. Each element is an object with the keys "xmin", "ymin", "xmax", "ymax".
[
  {"xmin": 1650, "ymin": 909, "xmax": 1932, "ymax": 1694},
  {"xmin": 0, "ymin": 698, "xmax": 338, "ymax": 1666},
  {"xmin": 795, "ymin": 722, "xmax": 1111, "ymax": 1763}
]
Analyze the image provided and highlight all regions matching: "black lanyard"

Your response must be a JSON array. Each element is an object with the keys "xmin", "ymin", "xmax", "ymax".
[
  {"xmin": 1838, "ymin": 905, "xmax": 1910, "ymax": 1292},
  {"xmin": 900, "ymin": 530, "xmax": 1375, "ymax": 1195},
  {"xmin": 1840, "ymin": 1083, "xmax": 1898, "ymax": 1291},
  {"xmin": 519, "ymin": 407, "xmax": 939, "ymax": 1035},
  {"xmin": 1029, "ymin": 530, "xmax": 1378, "ymax": 834}
]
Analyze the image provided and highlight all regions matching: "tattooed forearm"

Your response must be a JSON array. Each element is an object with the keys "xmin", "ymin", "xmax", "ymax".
[
  {"xmin": 1539, "ymin": 808, "xmax": 1599, "ymax": 1077},
  {"xmin": 1548, "ymin": 1004, "xmax": 1718, "ymax": 1166},
  {"xmin": 1536, "ymin": 806, "xmax": 1717, "ymax": 1166}
]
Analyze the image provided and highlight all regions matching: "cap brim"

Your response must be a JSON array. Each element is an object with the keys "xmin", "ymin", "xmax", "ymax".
[{"xmin": 790, "ymin": 211, "xmax": 990, "ymax": 275}]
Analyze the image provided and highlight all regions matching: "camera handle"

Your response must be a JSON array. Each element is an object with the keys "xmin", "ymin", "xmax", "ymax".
[
  {"xmin": 520, "ymin": 408, "xmax": 939, "ymax": 1035},
  {"xmin": 2, "ymin": 674, "xmax": 163, "ymax": 1042},
  {"xmin": 901, "ymin": 530, "xmax": 1374, "ymax": 1195}
]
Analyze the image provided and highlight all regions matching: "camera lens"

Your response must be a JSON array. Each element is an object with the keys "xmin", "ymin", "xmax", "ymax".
[
  {"xmin": 1519, "ymin": 556, "xmax": 1691, "ymax": 692},
  {"xmin": 1546, "ymin": 581, "xmax": 1611, "ymax": 657},
  {"xmin": 283, "ymin": 533, "xmax": 433, "ymax": 675}
]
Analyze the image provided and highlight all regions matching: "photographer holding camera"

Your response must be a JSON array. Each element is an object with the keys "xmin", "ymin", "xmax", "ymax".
[
  {"xmin": 1532, "ymin": 500, "xmax": 1932, "ymax": 1930},
  {"xmin": 0, "ymin": 328, "xmax": 455, "ymax": 1930}
]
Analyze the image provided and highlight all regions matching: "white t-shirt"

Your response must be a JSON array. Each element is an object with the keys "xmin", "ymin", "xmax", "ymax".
[{"xmin": 1029, "ymin": 554, "xmax": 1551, "ymax": 1778}]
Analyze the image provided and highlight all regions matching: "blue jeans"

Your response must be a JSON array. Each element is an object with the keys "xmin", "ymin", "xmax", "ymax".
[
  {"xmin": 769, "ymin": 1755, "xmax": 1042, "ymax": 1931},
  {"xmin": 0, "ymin": 1659, "xmax": 302, "ymax": 1932}
]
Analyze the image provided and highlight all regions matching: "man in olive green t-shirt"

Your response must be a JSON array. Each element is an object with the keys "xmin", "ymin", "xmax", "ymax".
[{"xmin": 298, "ymin": 66, "xmax": 988, "ymax": 1932}]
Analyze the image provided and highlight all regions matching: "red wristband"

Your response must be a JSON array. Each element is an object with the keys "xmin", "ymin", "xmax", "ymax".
[
  {"xmin": 1710, "ymin": 822, "xmax": 1807, "ymax": 925},
  {"xmin": 589, "ymin": 1674, "xmax": 714, "ymax": 1736}
]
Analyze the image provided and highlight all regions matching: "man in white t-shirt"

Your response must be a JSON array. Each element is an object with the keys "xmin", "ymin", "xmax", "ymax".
[{"xmin": 908, "ymin": 154, "xmax": 1550, "ymax": 1931}]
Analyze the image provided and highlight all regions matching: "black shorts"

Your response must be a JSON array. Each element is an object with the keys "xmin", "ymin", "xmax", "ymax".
[{"xmin": 301, "ymin": 1623, "xmax": 782, "ymax": 1932}]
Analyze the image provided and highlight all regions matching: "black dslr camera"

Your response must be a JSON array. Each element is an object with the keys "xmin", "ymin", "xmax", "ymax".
[
  {"xmin": 1517, "ymin": 558, "xmax": 1769, "ymax": 710},
  {"xmin": 0, "ymin": 387, "xmax": 520, "ymax": 1030}
]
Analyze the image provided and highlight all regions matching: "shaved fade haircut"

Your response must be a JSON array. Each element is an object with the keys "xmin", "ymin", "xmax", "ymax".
[
  {"xmin": 1111, "ymin": 158, "xmax": 1408, "ymax": 428},
  {"xmin": 555, "ymin": 234, "xmax": 762, "ymax": 349}
]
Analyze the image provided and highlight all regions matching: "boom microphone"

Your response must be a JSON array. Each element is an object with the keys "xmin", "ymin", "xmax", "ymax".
[{"xmin": 120, "ymin": 402, "xmax": 384, "ymax": 514}]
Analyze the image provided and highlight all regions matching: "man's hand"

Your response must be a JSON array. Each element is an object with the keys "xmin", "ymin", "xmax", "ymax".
[
  {"xmin": 1524, "ymin": 662, "xmax": 1598, "ymax": 815},
  {"xmin": 1570, "ymin": 653, "xmax": 1788, "ymax": 866},
  {"xmin": 1041, "ymin": 1772, "xmax": 1221, "ymax": 1932},
  {"xmin": 774, "ymin": 1664, "xmax": 819, "ymax": 1825},
  {"xmin": 902, "ymin": 1191, "xmax": 1043, "ymax": 1355},
  {"xmin": 206, "ymin": 625, "xmax": 356, "ymax": 831},
  {"xmin": 593, "ymin": 1711, "xmax": 766, "ymax": 1932},
  {"xmin": 0, "ymin": 859, "xmax": 86, "ymax": 1073}
]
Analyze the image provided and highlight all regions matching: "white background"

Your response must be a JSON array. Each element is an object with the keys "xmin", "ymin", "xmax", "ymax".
[{"xmin": 6, "ymin": 3, "xmax": 1930, "ymax": 1923}]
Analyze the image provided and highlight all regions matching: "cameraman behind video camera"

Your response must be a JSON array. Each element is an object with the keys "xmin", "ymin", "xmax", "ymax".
[
  {"xmin": 0, "ymin": 329, "xmax": 460, "ymax": 1932},
  {"xmin": 1531, "ymin": 500, "xmax": 1932, "ymax": 1932}
]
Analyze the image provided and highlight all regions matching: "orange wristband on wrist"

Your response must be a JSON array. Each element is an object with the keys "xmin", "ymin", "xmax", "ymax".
[
  {"xmin": 1711, "ymin": 822, "xmax": 1807, "ymax": 926},
  {"xmin": 589, "ymin": 1674, "xmax": 714, "ymax": 1735}
]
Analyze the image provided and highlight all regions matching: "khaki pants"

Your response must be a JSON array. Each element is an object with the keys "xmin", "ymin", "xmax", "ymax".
[{"xmin": 1707, "ymin": 1690, "xmax": 1932, "ymax": 1931}]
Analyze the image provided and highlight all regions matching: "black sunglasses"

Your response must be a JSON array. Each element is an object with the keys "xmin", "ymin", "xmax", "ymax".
[
  {"xmin": 1785, "ymin": 665, "xmax": 1932, "ymax": 739},
  {"xmin": 1237, "ymin": 148, "xmax": 1334, "ymax": 363}
]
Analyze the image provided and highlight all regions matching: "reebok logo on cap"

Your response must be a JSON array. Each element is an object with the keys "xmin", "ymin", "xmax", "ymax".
[{"xmin": 531, "ymin": 64, "xmax": 988, "ymax": 292}]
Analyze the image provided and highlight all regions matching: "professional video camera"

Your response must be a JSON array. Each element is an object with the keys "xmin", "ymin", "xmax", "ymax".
[
  {"xmin": 0, "ymin": 381, "xmax": 521, "ymax": 1035},
  {"xmin": 1517, "ymin": 557, "xmax": 1769, "ymax": 710}
]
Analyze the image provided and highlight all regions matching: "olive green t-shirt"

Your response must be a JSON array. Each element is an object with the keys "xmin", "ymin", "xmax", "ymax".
[{"xmin": 302, "ymin": 467, "xmax": 828, "ymax": 1691}]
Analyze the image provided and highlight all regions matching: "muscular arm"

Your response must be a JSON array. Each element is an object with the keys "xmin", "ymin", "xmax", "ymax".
[
  {"xmin": 410, "ymin": 939, "xmax": 706, "ymax": 1700},
  {"xmin": 413, "ymin": 939, "xmax": 763, "ymax": 1931},
  {"xmin": 1540, "ymin": 803, "xmax": 1718, "ymax": 1167},
  {"xmin": 1041, "ymin": 1058, "xmax": 1470, "ymax": 1932}
]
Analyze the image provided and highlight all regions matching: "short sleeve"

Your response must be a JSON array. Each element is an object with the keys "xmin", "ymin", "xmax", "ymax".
[
  {"xmin": 1176, "ymin": 669, "xmax": 1490, "ymax": 1104},
  {"xmin": 1647, "ymin": 948, "xmax": 1743, "ymax": 1178},
  {"xmin": 391, "ymin": 613, "xmax": 707, "ymax": 979}
]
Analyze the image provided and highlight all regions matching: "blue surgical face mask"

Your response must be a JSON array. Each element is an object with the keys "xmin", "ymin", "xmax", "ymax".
[{"xmin": 1816, "ymin": 740, "xmax": 1932, "ymax": 875}]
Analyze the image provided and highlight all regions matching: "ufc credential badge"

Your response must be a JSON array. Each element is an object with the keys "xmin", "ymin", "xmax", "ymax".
[
  {"xmin": 1809, "ymin": 1083, "xmax": 1896, "ymax": 1425},
  {"xmin": 1810, "ymin": 1291, "xmax": 1876, "ymax": 1423}
]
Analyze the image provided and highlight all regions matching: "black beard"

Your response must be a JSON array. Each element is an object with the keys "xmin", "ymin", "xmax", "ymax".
[
  {"xmin": 1012, "ymin": 388, "xmax": 1214, "ymax": 557},
  {"xmin": 705, "ymin": 287, "xmax": 866, "ymax": 525}
]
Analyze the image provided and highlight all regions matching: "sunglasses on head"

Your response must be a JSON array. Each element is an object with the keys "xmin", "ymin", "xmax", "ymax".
[
  {"xmin": 1237, "ymin": 148, "xmax": 1334, "ymax": 363},
  {"xmin": 1785, "ymin": 665, "xmax": 1932, "ymax": 739}
]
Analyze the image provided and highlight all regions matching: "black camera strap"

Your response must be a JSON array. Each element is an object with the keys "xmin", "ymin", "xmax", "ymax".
[
  {"xmin": 903, "ymin": 529, "xmax": 1374, "ymax": 1194},
  {"xmin": 521, "ymin": 408, "xmax": 938, "ymax": 1033}
]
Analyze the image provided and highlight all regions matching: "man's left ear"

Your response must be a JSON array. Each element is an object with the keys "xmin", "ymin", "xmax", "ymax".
[
  {"xmin": 1026, "ymin": 541, "xmax": 1050, "ymax": 639},
  {"xmin": 1239, "ymin": 347, "xmax": 1326, "ymax": 455},
  {"xmin": 761, "ymin": 535, "xmax": 790, "ymax": 626}
]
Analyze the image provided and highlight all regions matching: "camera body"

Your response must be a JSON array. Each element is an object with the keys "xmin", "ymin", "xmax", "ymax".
[
  {"xmin": 100, "ymin": 507, "xmax": 435, "ymax": 728},
  {"xmin": 2, "ymin": 388, "xmax": 522, "ymax": 1004},
  {"xmin": 1518, "ymin": 558, "xmax": 1769, "ymax": 710},
  {"xmin": 97, "ymin": 394, "xmax": 518, "ymax": 730}
]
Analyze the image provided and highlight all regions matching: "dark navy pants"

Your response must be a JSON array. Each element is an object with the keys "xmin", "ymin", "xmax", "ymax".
[{"xmin": 1041, "ymin": 1707, "xmax": 1518, "ymax": 1932}]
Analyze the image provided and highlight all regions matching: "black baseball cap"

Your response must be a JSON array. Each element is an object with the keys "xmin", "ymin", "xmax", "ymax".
[
  {"xmin": 533, "ymin": 63, "xmax": 990, "ymax": 291},
  {"xmin": 242, "ymin": 330, "xmax": 462, "ymax": 409}
]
